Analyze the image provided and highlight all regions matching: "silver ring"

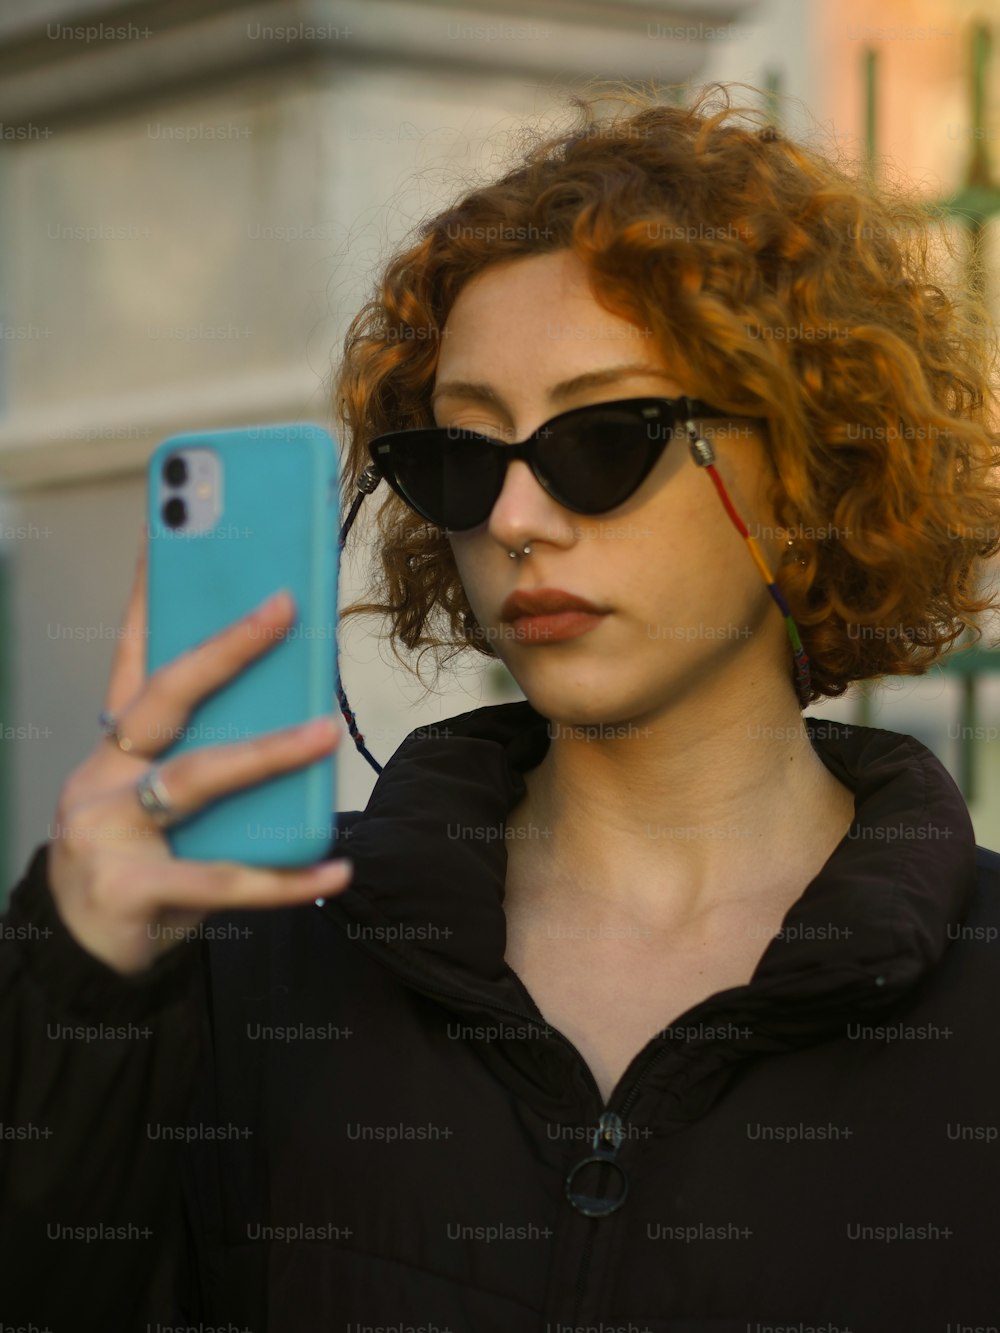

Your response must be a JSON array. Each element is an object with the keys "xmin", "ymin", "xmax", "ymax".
[
  {"xmin": 508, "ymin": 543, "xmax": 533, "ymax": 559},
  {"xmin": 135, "ymin": 765, "xmax": 176, "ymax": 827},
  {"xmin": 98, "ymin": 708, "xmax": 135, "ymax": 754}
]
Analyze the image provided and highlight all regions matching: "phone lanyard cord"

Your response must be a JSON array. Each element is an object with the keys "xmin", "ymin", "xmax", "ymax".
[{"xmin": 336, "ymin": 466, "xmax": 385, "ymax": 776}]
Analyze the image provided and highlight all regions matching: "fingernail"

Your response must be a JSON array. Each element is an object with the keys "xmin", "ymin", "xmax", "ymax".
[
  {"xmin": 249, "ymin": 589, "xmax": 291, "ymax": 620},
  {"xmin": 309, "ymin": 858, "xmax": 352, "ymax": 880},
  {"xmin": 299, "ymin": 715, "xmax": 337, "ymax": 740}
]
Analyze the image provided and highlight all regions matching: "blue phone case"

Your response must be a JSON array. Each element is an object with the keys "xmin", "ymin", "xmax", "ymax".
[{"xmin": 146, "ymin": 423, "xmax": 338, "ymax": 867}]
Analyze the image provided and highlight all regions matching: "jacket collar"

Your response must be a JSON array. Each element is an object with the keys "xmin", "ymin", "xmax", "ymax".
[{"xmin": 325, "ymin": 699, "xmax": 978, "ymax": 1058}]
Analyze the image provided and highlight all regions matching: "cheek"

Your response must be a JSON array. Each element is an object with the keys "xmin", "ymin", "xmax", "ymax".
[
  {"xmin": 634, "ymin": 495, "xmax": 757, "ymax": 625},
  {"xmin": 448, "ymin": 537, "xmax": 490, "ymax": 616}
]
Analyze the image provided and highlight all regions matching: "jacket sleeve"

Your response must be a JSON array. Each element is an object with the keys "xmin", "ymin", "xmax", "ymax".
[{"xmin": 0, "ymin": 842, "xmax": 207, "ymax": 1330}]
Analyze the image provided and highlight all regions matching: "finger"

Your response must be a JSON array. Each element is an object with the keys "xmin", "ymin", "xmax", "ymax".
[
  {"xmin": 143, "ymin": 855, "xmax": 354, "ymax": 913},
  {"xmin": 113, "ymin": 588, "xmax": 298, "ymax": 759},
  {"xmin": 132, "ymin": 714, "xmax": 344, "ymax": 827},
  {"xmin": 103, "ymin": 520, "xmax": 149, "ymax": 717}
]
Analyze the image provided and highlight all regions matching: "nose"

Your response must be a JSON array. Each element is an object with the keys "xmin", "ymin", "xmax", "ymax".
[{"xmin": 485, "ymin": 455, "xmax": 576, "ymax": 557}]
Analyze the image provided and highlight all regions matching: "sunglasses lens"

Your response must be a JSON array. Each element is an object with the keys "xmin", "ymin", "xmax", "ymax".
[
  {"xmin": 538, "ymin": 408, "xmax": 664, "ymax": 512},
  {"xmin": 383, "ymin": 430, "xmax": 501, "ymax": 530}
]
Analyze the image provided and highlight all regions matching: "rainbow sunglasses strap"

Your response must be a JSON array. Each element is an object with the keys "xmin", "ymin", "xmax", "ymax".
[{"xmin": 681, "ymin": 400, "xmax": 812, "ymax": 706}]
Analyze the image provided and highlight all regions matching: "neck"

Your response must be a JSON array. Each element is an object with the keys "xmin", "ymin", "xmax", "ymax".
[{"xmin": 506, "ymin": 679, "xmax": 857, "ymax": 926}]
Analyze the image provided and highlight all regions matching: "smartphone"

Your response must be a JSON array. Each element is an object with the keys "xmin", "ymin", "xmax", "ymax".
[{"xmin": 146, "ymin": 423, "xmax": 339, "ymax": 867}]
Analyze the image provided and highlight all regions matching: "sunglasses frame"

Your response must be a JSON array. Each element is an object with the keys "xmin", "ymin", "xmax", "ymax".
[{"xmin": 366, "ymin": 395, "xmax": 754, "ymax": 532}]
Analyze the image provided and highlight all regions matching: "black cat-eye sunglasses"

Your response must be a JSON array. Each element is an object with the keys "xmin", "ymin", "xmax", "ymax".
[{"xmin": 365, "ymin": 396, "xmax": 733, "ymax": 531}]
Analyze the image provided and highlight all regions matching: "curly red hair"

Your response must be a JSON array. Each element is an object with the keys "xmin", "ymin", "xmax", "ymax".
[{"xmin": 333, "ymin": 83, "xmax": 1000, "ymax": 704}]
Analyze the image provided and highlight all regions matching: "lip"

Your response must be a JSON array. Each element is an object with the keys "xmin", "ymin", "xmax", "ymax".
[
  {"xmin": 500, "ymin": 587, "xmax": 607, "ymax": 621},
  {"xmin": 507, "ymin": 610, "xmax": 607, "ymax": 643}
]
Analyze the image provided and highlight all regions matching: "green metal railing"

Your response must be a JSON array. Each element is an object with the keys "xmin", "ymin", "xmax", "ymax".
[
  {"xmin": 936, "ymin": 643, "xmax": 1000, "ymax": 803},
  {"xmin": 853, "ymin": 642, "xmax": 1000, "ymax": 804},
  {"xmin": 854, "ymin": 24, "xmax": 1000, "ymax": 804}
]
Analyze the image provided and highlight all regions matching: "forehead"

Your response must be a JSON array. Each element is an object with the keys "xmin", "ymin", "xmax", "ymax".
[{"xmin": 434, "ymin": 251, "xmax": 674, "ymax": 394}]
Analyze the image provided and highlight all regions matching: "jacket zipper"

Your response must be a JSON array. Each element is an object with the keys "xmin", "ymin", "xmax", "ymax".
[
  {"xmin": 567, "ymin": 1046, "xmax": 669, "ymax": 1327},
  {"xmin": 378, "ymin": 966, "xmax": 670, "ymax": 1325},
  {"xmin": 321, "ymin": 909, "xmax": 672, "ymax": 1324}
]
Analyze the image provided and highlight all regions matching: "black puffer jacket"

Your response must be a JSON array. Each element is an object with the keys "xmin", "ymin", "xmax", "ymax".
[{"xmin": 3, "ymin": 699, "xmax": 1000, "ymax": 1332}]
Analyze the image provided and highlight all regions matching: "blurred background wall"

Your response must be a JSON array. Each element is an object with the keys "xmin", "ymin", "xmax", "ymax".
[{"xmin": 1, "ymin": 0, "xmax": 998, "ymax": 888}]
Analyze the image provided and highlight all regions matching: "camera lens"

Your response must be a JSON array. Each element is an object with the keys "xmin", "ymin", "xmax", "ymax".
[
  {"xmin": 163, "ymin": 497, "xmax": 187, "ymax": 529},
  {"xmin": 163, "ymin": 454, "xmax": 187, "ymax": 487}
]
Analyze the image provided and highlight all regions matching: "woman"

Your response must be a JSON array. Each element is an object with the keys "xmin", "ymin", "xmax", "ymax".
[{"xmin": 4, "ymin": 85, "xmax": 1000, "ymax": 1331}]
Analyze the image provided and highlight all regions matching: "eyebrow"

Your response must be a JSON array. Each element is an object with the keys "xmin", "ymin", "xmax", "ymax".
[{"xmin": 430, "ymin": 364, "xmax": 680, "ymax": 410}]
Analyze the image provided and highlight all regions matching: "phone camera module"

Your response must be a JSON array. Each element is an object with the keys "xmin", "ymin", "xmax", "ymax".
[
  {"xmin": 163, "ymin": 497, "xmax": 187, "ymax": 529},
  {"xmin": 163, "ymin": 455, "xmax": 188, "ymax": 487}
]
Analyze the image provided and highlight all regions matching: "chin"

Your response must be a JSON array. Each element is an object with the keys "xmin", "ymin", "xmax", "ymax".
[
  {"xmin": 509, "ymin": 647, "xmax": 708, "ymax": 736},
  {"xmin": 513, "ymin": 672, "xmax": 652, "ymax": 737}
]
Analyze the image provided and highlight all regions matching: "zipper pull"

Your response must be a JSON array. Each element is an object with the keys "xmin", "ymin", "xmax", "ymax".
[{"xmin": 565, "ymin": 1111, "xmax": 630, "ymax": 1217}]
